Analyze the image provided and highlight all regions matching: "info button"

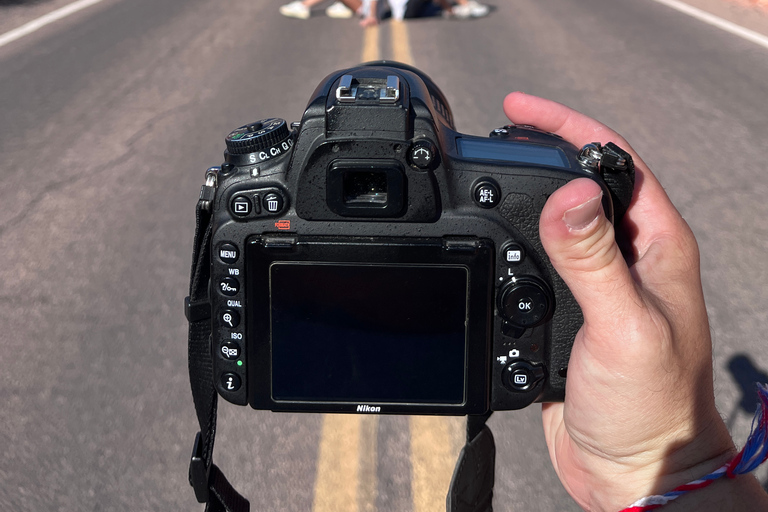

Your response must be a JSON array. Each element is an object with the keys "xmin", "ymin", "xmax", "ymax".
[{"xmin": 501, "ymin": 242, "xmax": 525, "ymax": 264}]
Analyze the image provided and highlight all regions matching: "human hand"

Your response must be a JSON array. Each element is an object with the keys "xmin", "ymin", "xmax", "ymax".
[
  {"xmin": 503, "ymin": 92, "xmax": 766, "ymax": 511},
  {"xmin": 359, "ymin": 14, "xmax": 378, "ymax": 27}
]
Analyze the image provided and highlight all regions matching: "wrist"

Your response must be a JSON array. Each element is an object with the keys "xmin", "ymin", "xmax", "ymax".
[
  {"xmin": 566, "ymin": 413, "xmax": 737, "ymax": 511},
  {"xmin": 661, "ymin": 473, "xmax": 768, "ymax": 511}
]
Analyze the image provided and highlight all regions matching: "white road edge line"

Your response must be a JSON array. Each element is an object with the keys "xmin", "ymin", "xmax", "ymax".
[
  {"xmin": 0, "ymin": 0, "xmax": 106, "ymax": 50},
  {"xmin": 650, "ymin": 0, "xmax": 768, "ymax": 50}
]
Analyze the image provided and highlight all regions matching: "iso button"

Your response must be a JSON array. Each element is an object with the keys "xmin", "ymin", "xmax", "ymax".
[
  {"xmin": 498, "ymin": 277, "xmax": 552, "ymax": 328},
  {"xmin": 220, "ymin": 341, "xmax": 241, "ymax": 360}
]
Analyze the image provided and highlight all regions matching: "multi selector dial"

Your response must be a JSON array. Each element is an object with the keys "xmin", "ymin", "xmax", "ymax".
[{"xmin": 498, "ymin": 276, "xmax": 553, "ymax": 328}]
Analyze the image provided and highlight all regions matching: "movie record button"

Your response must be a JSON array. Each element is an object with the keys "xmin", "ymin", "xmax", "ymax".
[
  {"xmin": 502, "ymin": 361, "xmax": 545, "ymax": 392},
  {"xmin": 263, "ymin": 192, "xmax": 284, "ymax": 214},
  {"xmin": 220, "ymin": 373, "xmax": 241, "ymax": 392}
]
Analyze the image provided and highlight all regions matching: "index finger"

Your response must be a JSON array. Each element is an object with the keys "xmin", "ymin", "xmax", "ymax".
[{"xmin": 502, "ymin": 92, "xmax": 689, "ymax": 262}]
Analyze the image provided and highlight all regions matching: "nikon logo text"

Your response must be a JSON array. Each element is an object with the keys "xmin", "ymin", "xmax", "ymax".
[{"xmin": 356, "ymin": 405, "xmax": 381, "ymax": 413}]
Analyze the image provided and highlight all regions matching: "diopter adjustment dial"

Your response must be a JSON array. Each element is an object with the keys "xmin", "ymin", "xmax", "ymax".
[{"xmin": 225, "ymin": 118, "xmax": 290, "ymax": 155}]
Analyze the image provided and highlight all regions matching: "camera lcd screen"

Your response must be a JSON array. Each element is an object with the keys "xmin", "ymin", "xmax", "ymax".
[
  {"xmin": 457, "ymin": 138, "xmax": 569, "ymax": 168},
  {"xmin": 269, "ymin": 263, "xmax": 468, "ymax": 404}
]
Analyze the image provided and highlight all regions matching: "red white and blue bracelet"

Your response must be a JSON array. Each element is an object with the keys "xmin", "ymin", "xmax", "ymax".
[{"xmin": 620, "ymin": 383, "xmax": 768, "ymax": 511}]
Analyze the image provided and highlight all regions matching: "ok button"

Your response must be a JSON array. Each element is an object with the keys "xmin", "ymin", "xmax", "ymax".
[
  {"xmin": 499, "ymin": 277, "xmax": 553, "ymax": 328},
  {"xmin": 517, "ymin": 297, "xmax": 535, "ymax": 312}
]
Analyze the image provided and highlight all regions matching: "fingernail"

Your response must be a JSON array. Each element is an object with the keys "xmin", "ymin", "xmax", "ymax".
[{"xmin": 563, "ymin": 193, "xmax": 603, "ymax": 231}]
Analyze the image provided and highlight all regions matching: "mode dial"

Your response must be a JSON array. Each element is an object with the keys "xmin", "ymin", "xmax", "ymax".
[{"xmin": 225, "ymin": 118, "xmax": 290, "ymax": 155}]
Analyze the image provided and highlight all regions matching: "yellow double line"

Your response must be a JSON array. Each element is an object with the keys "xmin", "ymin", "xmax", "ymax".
[
  {"xmin": 311, "ymin": 21, "xmax": 465, "ymax": 512},
  {"xmin": 362, "ymin": 19, "xmax": 414, "ymax": 64},
  {"xmin": 313, "ymin": 414, "xmax": 465, "ymax": 512}
]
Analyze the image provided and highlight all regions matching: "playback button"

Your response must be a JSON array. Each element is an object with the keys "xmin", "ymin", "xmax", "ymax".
[{"xmin": 231, "ymin": 195, "xmax": 252, "ymax": 217}]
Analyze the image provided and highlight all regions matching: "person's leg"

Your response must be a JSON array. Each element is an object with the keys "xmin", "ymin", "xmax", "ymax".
[
  {"xmin": 445, "ymin": 0, "xmax": 489, "ymax": 18},
  {"xmin": 402, "ymin": 0, "xmax": 431, "ymax": 18},
  {"xmin": 326, "ymin": 0, "xmax": 358, "ymax": 19},
  {"xmin": 338, "ymin": 0, "xmax": 363, "ymax": 11},
  {"xmin": 279, "ymin": 0, "xmax": 324, "ymax": 19}
]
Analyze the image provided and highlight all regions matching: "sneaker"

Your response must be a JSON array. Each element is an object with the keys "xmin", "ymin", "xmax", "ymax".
[
  {"xmin": 279, "ymin": 1, "xmax": 310, "ymax": 19},
  {"xmin": 451, "ymin": 0, "xmax": 489, "ymax": 19},
  {"xmin": 326, "ymin": 1, "xmax": 353, "ymax": 18}
]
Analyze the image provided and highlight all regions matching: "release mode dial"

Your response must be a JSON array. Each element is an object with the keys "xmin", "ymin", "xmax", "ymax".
[{"xmin": 225, "ymin": 118, "xmax": 291, "ymax": 155}]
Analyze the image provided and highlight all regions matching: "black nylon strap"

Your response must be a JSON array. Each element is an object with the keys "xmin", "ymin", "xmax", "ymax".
[
  {"xmin": 187, "ymin": 196, "xmax": 250, "ymax": 511},
  {"xmin": 447, "ymin": 415, "xmax": 495, "ymax": 512}
]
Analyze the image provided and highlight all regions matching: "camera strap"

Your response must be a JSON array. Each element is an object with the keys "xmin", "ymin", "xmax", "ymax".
[
  {"xmin": 186, "ymin": 184, "xmax": 251, "ymax": 511},
  {"xmin": 185, "ymin": 173, "xmax": 496, "ymax": 512}
]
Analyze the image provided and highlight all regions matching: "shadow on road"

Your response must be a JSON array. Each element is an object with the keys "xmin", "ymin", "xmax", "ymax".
[
  {"xmin": 0, "ymin": 0, "xmax": 50, "ymax": 5},
  {"xmin": 726, "ymin": 354, "xmax": 768, "ymax": 491}
]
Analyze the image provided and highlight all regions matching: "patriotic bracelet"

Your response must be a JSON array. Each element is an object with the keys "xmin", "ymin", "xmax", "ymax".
[{"xmin": 620, "ymin": 383, "xmax": 768, "ymax": 511}]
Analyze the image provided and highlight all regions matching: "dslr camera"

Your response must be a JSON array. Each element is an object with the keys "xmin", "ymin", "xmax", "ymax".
[{"xmin": 197, "ymin": 62, "xmax": 633, "ymax": 415}]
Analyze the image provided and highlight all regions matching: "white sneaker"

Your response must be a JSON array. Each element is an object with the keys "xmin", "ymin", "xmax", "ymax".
[
  {"xmin": 279, "ymin": 1, "xmax": 310, "ymax": 19},
  {"xmin": 326, "ymin": 1, "xmax": 353, "ymax": 18},
  {"xmin": 451, "ymin": 0, "xmax": 489, "ymax": 19}
]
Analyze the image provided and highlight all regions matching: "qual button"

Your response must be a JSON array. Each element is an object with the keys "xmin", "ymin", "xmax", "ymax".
[{"xmin": 219, "ymin": 309, "xmax": 240, "ymax": 328}]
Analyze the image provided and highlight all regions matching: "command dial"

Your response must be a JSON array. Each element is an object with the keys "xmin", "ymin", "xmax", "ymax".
[{"xmin": 225, "ymin": 118, "xmax": 290, "ymax": 155}]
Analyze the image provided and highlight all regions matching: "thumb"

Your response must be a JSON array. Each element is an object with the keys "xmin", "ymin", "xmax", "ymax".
[{"xmin": 540, "ymin": 178, "xmax": 643, "ymax": 333}]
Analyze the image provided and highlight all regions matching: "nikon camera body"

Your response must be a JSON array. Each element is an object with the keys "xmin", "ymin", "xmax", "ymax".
[{"xmin": 200, "ymin": 62, "xmax": 633, "ymax": 416}]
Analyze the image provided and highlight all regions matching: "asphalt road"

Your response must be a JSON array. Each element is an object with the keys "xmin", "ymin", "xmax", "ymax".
[{"xmin": 1, "ymin": 0, "xmax": 768, "ymax": 510}]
